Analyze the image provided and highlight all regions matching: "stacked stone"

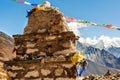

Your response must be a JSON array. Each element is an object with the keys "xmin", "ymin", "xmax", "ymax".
[
  {"xmin": 5, "ymin": 60, "xmax": 76, "ymax": 80},
  {"xmin": 0, "ymin": 67, "xmax": 6, "ymax": 79},
  {"xmin": 13, "ymin": 8, "xmax": 78, "ymax": 60},
  {"xmin": 5, "ymin": 7, "xmax": 79, "ymax": 79}
]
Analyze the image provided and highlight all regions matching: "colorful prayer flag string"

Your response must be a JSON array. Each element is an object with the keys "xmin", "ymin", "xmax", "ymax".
[
  {"xmin": 11, "ymin": 0, "xmax": 120, "ymax": 31},
  {"xmin": 65, "ymin": 16, "xmax": 120, "ymax": 31},
  {"xmin": 12, "ymin": 0, "xmax": 38, "ymax": 6}
]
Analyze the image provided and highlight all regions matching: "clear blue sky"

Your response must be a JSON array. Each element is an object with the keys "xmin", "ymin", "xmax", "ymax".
[{"xmin": 0, "ymin": 0, "xmax": 120, "ymax": 38}]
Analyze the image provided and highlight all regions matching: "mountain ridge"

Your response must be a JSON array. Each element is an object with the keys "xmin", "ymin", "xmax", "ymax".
[
  {"xmin": 78, "ymin": 36, "xmax": 120, "ymax": 58},
  {"xmin": 77, "ymin": 41, "xmax": 120, "ymax": 69}
]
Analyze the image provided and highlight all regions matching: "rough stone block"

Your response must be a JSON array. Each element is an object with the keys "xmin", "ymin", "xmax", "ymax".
[
  {"xmin": 8, "ymin": 71, "xmax": 17, "ymax": 77},
  {"xmin": 29, "ymin": 66, "xmax": 35, "ymax": 70},
  {"xmin": 54, "ymin": 68, "xmax": 63, "ymax": 76},
  {"xmin": 26, "ymin": 49, "xmax": 38, "ymax": 54},
  {"xmin": 32, "ymin": 78, "xmax": 42, "ymax": 80},
  {"xmin": 44, "ymin": 78, "xmax": 53, "ymax": 80},
  {"xmin": 56, "ymin": 78, "xmax": 75, "ymax": 80},
  {"xmin": 26, "ymin": 42, "xmax": 36, "ymax": 48},
  {"xmin": 8, "ymin": 66, "xmax": 24, "ymax": 70},
  {"xmin": 62, "ymin": 64, "xmax": 73, "ymax": 68},
  {"xmin": 25, "ymin": 70, "xmax": 39, "ymax": 78},
  {"xmin": 41, "ymin": 69, "xmax": 51, "ymax": 76}
]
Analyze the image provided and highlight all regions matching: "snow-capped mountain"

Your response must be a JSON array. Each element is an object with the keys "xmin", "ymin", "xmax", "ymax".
[
  {"xmin": 76, "ymin": 41, "xmax": 120, "ymax": 69},
  {"xmin": 78, "ymin": 36, "xmax": 120, "ymax": 58}
]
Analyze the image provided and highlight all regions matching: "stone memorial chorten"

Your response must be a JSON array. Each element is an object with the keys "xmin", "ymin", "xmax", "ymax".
[{"xmin": 5, "ymin": 1, "xmax": 79, "ymax": 80}]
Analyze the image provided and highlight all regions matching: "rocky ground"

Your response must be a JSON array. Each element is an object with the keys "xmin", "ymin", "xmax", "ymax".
[{"xmin": 82, "ymin": 71, "xmax": 120, "ymax": 80}]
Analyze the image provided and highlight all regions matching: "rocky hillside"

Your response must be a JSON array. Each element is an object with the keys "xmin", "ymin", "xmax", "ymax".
[
  {"xmin": 0, "ymin": 31, "xmax": 14, "ymax": 65},
  {"xmin": 108, "ymin": 46, "xmax": 120, "ymax": 58},
  {"xmin": 0, "ymin": 31, "xmax": 14, "ymax": 79},
  {"xmin": 83, "ymin": 60, "xmax": 119, "ymax": 76}
]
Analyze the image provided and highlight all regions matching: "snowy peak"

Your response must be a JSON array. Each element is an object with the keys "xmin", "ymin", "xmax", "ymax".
[{"xmin": 79, "ymin": 35, "xmax": 120, "ymax": 49}]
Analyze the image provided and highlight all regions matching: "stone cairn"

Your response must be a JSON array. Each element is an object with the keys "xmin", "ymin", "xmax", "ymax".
[{"xmin": 5, "ymin": 5, "xmax": 79, "ymax": 80}]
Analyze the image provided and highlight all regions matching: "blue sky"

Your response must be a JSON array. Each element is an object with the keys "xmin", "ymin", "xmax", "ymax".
[{"xmin": 0, "ymin": 0, "xmax": 120, "ymax": 38}]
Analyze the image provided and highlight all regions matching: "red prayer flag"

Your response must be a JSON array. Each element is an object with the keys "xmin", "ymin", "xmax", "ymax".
[
  {"xmin": 104, "ymin": 24, "xmax": 113, "ymax": 28},
  {"xmin": 18, "ymin": 0, "xmax": 24, "ymax": 4},
  {"xmin": 65, "ymin": 16, "xmax": 76, "ymax": 22}
]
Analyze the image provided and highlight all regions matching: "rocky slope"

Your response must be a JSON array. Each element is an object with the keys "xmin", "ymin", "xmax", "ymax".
[
  {"xmin": 83, "ymin": 60, "xmax": 119, "ymax": 76},
  {"xmin": 0, "ymin": 31, "xmax": 14, "ymax": 65},
  {"xmin": 108, "ymin": 46, "xmax": 120, "ymax": 58},
  {"xmin": 0, "ymin": 31, "xmax": 14, "ymax": 79}
]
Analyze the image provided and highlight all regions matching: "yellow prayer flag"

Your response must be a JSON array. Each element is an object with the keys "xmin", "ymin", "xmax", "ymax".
[{"xmin": 71, "ymin": 51, "xmax": 85, "ymax": 64}]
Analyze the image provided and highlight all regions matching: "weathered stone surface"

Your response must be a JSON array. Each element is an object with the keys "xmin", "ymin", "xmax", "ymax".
[
  {"xmin": 56, "ymin": 55, "xmax": 66, "ymax": 61},
  {"xmin": 8, "ymin": 66, "xmax": 24, "ymax": 70},
  {"xmin": 15, "ymin": 79, "xmax": 24, "ymax": 80},
  {"xmin": 24, "ymin": 9, "xmax": 69, "ymax": 34},
  {"xmin": 5, "ymin": 60, "xmax": 76, "ymax": 79},
  {"xmin": 54, "ymin": 68, "xmax": 63, "ymax": 76},
  {"xmin": 8, "ymin": 71, "xmax": 17, "ymax": 77},
  {"xmin": 26, "ymin": 42, "xmax": 36, "ymax": 48},
  {"xmin": 13, "ymin": 31, "xmax": 77, "ymax": 57},
  {"xmin": 62, "ymin": 64, "xmax": 73, "ymax": 68},
  {"xmin": 41, "ymin": 69, "xmax": 51, "ymax": 76},
  {"xmin": 116, "ymin": 72, "xmax": 120, "ymax": 77},
  {"xmin": 53, "ymin": 49, "xmax": 76, "ymax": 55},
  {"xmin": 56, "ymin": 78, "xmax": 75, "ymax": 80},
  {"xmin": 25, "ymin": 70, "xmax": 39, "ymax": 78},
  {"xmin": 44, "ymin": 78, "xmax": 53, "ymax": 80},
  {"xmin": 26, "ymin": 48, "xmax": 39, "ymax": 54},
  {"xmin": 29, "ymin": 66, "xmax": 35, "ymax": 70},
  {"xmin": 33, "ymin": 78, "xmax": 42, "ymax": 80}
]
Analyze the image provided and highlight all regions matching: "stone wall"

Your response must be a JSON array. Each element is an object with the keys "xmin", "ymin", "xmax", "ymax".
[
  {"xmin": 13, "ymin": 32, "xmax": 78, "ymax": 60},
  {"xmin": 5, "ymin": 57, "xmax": 76, "ymax": 80}
]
